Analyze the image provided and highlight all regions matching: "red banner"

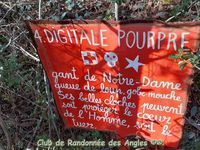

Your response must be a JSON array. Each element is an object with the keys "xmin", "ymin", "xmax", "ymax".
[{"xmin": 26, "ymin": 20, "xmax": 200, "ymax": 148}]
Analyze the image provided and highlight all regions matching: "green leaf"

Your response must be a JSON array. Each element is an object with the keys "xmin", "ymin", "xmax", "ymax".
[
  {"xmin": 178, "ymin": 48, "xmax": 184, "ymax": 54},
  {"xmin": 181, "ymin": 53, "xmax": 193, "ymax": 60},
  {"xmin": 186, "ymin": 53, "xmax": 193, "ymax": 58},
  {"xmin": 169, "ymin": 54, "xmax": 179, "ymax": 59},
  {"xmin": 193, "ymin": 55, "xmax": 199, "ymax": 61},
  {"xmin": 178, "ymin": 61, "xmax": 187, "ymax": 70}
]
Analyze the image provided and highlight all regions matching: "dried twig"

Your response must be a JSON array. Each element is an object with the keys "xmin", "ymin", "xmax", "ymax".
[
  {"xmin": 165, "ymin": 11, "xmax": 182, "ymax": 22},
  {"xmin": 1, "ymin": 38, "xmax": 11, "ymax": 50},
  {"xmin": 27, "ymin": 116, "xmax": 43, "ymax": 148},
  {"xmin": 0, "ymin": 85, "xmax": 45, "ymax": 109},
  {"xmin": 0, "ymin": 2, "xmax": 18, "ymax": 23},
  {"xmin": 185, "ymin": 117, "xmax": 200, "ymax": 131},
  {"xmin": 165, "ymin": 0, "xmax": 199, "ymax": 22},
  {"xmin": 0, "ymin": 2, "xmax": 12, "ymax": 10},
  {"xmin": 38, "ymin": 0, "xmax": 56, "ymax": 140},
  {"xmin": 38, "ymin": 0, "xmax": 42, "ymax": 20},
  {"xmin": 0, "ymin": 111, "xmax": 12, "ymax": 150},
  {"xmin": 43, "ymin": 71, "xmax": 52, "ymax": 138},
  {"xmin": 115, "ymin": 2, "xmax": 119, "ymax": 21},
  {"xmin": 194, "ymin": 64, "xmax": 200, "ymax": 70},
  {"xmin": 11, "ymin": 44, "xmax": 40, "ymax": 62},
  {"xmin": 50, "ymin": 102, "xmax": 61, "ymax": 139}
]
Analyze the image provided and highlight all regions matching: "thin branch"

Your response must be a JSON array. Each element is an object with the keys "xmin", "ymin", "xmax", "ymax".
[
  {"xmin": 0, "ymin": 111, "xmax": 12, "ymax": 150},
  {"xmin": 114, "ymin": 3, "xmax": 119, "ymax": 21},
  {"xmin": 0, "ymin": 85, "xmax": 45, "ymax": 110},
  {"xmin": 11, "ymin": 44, "xmax": 40, "ymax": 62},
  {"xmin": 25, "ymin": 35, "xmax": 38, "ymax": 53},
  {"xmin": 185, "ymin": 60, "xmax": 200, "ymax": 71},
  {"xmin": 165, "ymin": 0, "xmax": 199, "ymax": 22},
  {"xmin": 38, "ymin": 1, "xmax": 54, "ymax": 140},
  {"xmin": 194, "ymin": 64, "xmax": 200, "ymax": 70},
  {"xmin": 38, "ymin": 0, "xmax": 42, "ymax": 19},
  {"xmin": 12, "ymin": 31, "xmax": 27, "ymax": 42},
  {"xmin": 0, "ymin": 2, "xmax": 17, "ymax": 23},
  {"xmin": 15, "ymin": 71, "xmax": 41, "ymax": 96},
  {"xmin": 165, "ymin": 11, "xmax": 182, "ymax": 22},
  {"xmin": 43, "ymin": 71, "xmax": 52, "ymax": 138},
  {"xmin": 185, "ymin": 117, "xmax": 200, "ymax": 131},
  {"xmin": 0, "ymin": 2, "xmax": 12, "ymax": 9},
  {"xmin": 27, "ymin": 117, "xmax": 43, "ymax": 148},
  {"xmin": 1, "ymin": 38, "xmax": 12, "ymax": 50},
  {"xmin": 50, "ymin": 101, "xmax": 61, "ymax": 139}
]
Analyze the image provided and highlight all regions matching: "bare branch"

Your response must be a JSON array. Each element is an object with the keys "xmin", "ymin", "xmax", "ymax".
[
  {"xmin": 0, "ymin": 112, "xmax": 12, "ymax": 150},
  {"xmin": 11, "ymin": 44, "xmax": 40, "ymax": 62},
  {"xmin": 38, "ymin": 0, "xmax": 42, "ymax": 19},
  {"xmin": 27, "ymin": 117, "xmax": 43, "ymax": 148},
  {"xmin": 115, "ymin": 3, "xmax": 118, "ymax": 21}
]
